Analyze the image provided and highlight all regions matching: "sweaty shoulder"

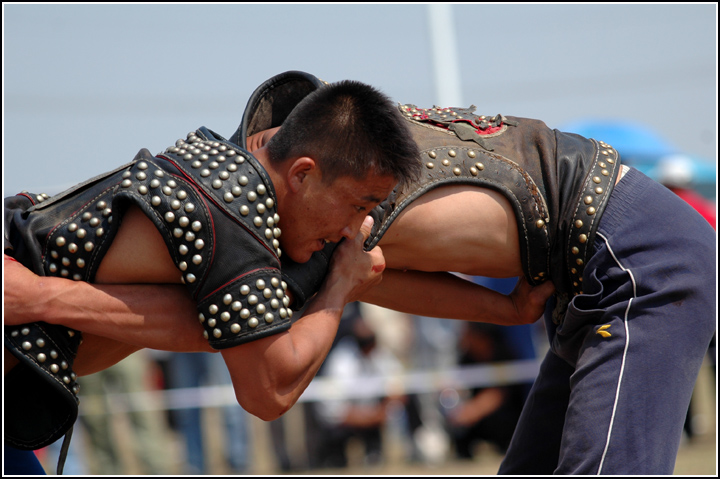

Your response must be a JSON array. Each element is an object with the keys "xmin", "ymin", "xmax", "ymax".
[{"xmin": 377, "ymin": 185, "xmax": 523, "ymax": 278}]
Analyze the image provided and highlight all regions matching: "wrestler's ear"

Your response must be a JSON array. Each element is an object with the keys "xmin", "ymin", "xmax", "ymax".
[{"xmin": 287, "ymin": 157, "xmax": 318, "ymax": 193}]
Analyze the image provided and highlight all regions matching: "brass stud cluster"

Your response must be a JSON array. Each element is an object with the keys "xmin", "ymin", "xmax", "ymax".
[
  {"xmin": 8, "ymin": 326, "xmax": 81, "ymax": 395},
  {"xmin": 567, "ymin": 141, "xmax": 619, "ymax": 295},
  {"xmin": 199, "ymin": 275, "xmax": 292, "ymax": 340},
  {"xmin": 164, "ymin": 132, "xmax": 282, "ymax": 258},
  {"xmin": 47, "ymin": 195, "xmax": 113, "ymax": 281}
]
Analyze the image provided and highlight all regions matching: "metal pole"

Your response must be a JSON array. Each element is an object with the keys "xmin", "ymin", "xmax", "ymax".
[{"xmin": 427, "ymin": 4, "xmax": 463, "ymax": 107}]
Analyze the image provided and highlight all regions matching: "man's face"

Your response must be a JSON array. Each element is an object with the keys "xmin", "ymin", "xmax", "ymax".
[{"xmin": 278, "ymin": 171, "xmax": 397, "ymax": 263}]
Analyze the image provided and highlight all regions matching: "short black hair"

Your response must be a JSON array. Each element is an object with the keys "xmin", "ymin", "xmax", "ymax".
[{"xmin": 266, "ymin": 80, "xmax": 421, "ymax": 188}]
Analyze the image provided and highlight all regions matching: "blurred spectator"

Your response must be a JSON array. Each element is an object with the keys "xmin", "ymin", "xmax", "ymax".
[
  {"xmin": 166, "ymin": 351, "xmax": 251, "ymax": 474},
  {"xmin": 657, "ymin": 156, "xmax": 717, "ymax": 442},
  {"xmin": 657, "ymin": 156, "xmax": 716, "ymax": 228},
  {"xmin": 312, "ymin": 311, "xmax": 408, "ymax": 468},
  {"xmin": 78, "ymin": 351, "xmax": 171, "ymax": 474},
  {"xmin": 442, "ymin": 322, "xmax": 526, "ymax": 459}
]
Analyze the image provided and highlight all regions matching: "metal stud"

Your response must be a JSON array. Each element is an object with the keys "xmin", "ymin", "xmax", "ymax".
[
  {"xmin": 231, "ymin": 323, "xmax": 241, "ymax": 334},
  {"xmin": 248, "ymin": 318, "xmax": 259, "ymax": 328}
]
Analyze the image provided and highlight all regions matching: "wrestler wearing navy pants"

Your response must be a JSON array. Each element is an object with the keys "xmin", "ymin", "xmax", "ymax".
[{"xmin": 499, "ymin": 167, "xmax": 716, "ymax": 474}]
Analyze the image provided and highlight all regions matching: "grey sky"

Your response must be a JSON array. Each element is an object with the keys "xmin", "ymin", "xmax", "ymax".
[{"xmin": 3, "ymin": 3, "xmax": 717, "ymax": 195}]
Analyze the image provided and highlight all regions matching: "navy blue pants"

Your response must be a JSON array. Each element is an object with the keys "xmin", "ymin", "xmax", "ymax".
[{"xmin": 499, "ymin": 167, "xmax": 716, "ymax": 474}]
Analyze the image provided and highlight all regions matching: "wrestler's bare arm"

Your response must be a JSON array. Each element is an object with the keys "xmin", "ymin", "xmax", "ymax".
[
  {"xmin": 3, "ymin": 254, "xmax": 208, "ymax": 355},
  {"xmin": 223, "ymin": 217, "xmax": 386, "ymax": 420},
  {"xmin": 360, "ymin": 268, "xmax": 553, "ymax": 326}
]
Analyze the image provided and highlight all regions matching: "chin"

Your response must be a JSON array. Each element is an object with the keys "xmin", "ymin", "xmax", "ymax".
[{"xmin": 284, "ymin": 248, "xmax": 313, "ymax": 264}]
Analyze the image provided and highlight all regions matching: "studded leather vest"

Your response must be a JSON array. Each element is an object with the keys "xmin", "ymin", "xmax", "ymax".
[
  {"xmin": 4, "ymin": 127, "xmax": 292, "ymax": 450},
  {"xmin": 365, "ymin": 104, "xmax": 622, "ymax": 300}
]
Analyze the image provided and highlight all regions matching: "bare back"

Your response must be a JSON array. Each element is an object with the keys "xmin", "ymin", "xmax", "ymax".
[{"xmin": 377, "ymin": 185, "xmax": 524, "ymax": 278}]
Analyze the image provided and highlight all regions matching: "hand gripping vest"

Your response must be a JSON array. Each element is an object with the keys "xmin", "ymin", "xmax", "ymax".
[{"xmin": 4, "ymin": 127, "xmax": 293, "ymax": 451}]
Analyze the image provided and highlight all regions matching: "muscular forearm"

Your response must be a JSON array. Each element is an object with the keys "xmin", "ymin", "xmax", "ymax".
[
  {"xmin": 4, "ymin": 269, "xmax": 211, "ymax": 353},
  {"xmin": 223, "ymin": 217, "xmax": 385, "ymax": 421},
  {"xmin": 360, "ymin": 269, "xmax": 553, "ymax": 326},
  {"xmin": 223, "ymin": 284, "xmax": 346, "ymax": 421},
  {"xmin": 360, "ymin": 269, "xmax": 516, "ymax": 323}
]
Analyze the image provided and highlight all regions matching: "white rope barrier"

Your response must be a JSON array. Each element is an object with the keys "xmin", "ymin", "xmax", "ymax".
[{"xmin": 77, "ymin": 359, "xmax": 541, "ymax": 415}]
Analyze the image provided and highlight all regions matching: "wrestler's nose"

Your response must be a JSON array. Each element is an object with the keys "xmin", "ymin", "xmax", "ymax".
[{"xmin": 340, "ymin": 224, "xmax": 356, "ymax": 240}]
